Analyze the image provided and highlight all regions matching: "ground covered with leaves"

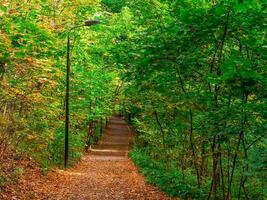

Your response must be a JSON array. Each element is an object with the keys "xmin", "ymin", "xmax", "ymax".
[
  {"xmin": 1, "ymin": 116, "xmax": 171, "ymax": 200},
  {"xmin": 1, "ymin": 156, "xmax": 172, "ymax": 200}
]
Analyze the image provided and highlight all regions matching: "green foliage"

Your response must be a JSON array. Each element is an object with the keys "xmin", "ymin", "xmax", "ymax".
[
  {"xmin": 109, "ymin": 0, "xmax": 266, "ymax": 199},
  {"xmin": 0, "ymin": 0, "xmax": 118, "ymax": 178},
  {"xmin": 0, "ymin": 166, "xmax": 24, "ymax": 186},
  {"xmin": 102, "ymin": 0, "xmax": 126, "ymax": 13},
  {"xmin": 130, "ymin": 147, "xmax": 207, "ymax": 199},
  {"xmin": 0, "ymin": 0, "xmax": 266, "ymax": 199}
]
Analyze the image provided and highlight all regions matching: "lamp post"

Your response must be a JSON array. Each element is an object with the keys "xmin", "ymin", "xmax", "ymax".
[{"xmin": 65, "ymin": 19, "xmax": 100, "ymax": 168}]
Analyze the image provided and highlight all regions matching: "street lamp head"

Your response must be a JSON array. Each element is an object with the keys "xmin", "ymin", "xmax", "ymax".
[{"xmin": 84, "ymin": 19, "xmax": 100, "ymax": 26}]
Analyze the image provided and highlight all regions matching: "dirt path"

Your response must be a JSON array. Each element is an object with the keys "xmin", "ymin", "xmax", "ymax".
[{"xmin": 3, "ymin": 116, "xmax": 171, "ymax": 200}]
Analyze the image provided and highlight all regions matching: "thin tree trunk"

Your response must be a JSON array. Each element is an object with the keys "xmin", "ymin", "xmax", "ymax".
[
  {"xmin": 226, "ymin": 93, "xmax": 248, "ymax": 199},
  {"xmin": 219, "ymin": 144, "xmax": 226, "ymax": 200},
  {"xmin": 177, "ymin": 67, "xmax": 201, "ymax": 187},
  {"xmin": 154, "ymin": 110, "xmax": 165, "ymax": 149}
]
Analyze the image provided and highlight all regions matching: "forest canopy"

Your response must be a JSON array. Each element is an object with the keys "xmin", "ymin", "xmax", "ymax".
[{"xmin": 0, "ymin": 0, "xmax": 266, "ymax": 199}]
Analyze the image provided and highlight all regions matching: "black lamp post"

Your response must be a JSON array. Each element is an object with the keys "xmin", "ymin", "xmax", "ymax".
[{"xmin": 65, "ymin": 19, "xmax": 100, "ymax": 168}]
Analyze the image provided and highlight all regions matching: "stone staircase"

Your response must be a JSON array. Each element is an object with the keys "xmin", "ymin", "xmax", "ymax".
[{"xmin": 89, "ymin": 116, "xmax": 134, "ymax": 160}]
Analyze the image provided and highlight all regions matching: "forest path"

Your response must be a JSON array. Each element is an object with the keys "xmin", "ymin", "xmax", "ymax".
[{"xmin": 28, "ymin": 116, "xmax": 171, "ymax": 199}]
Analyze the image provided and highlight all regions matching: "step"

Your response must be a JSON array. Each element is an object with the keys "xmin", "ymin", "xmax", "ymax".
[
  {"xmin": 109, "ymin": 120, "xmax": 126, "ymax": 125},
  {"xmin": 104, "ymin": 128, "xmax": 131, "ymax": 133},
  {"xmin": 98, "ymin": 141, "xmax": 131, "ymax": 145},
  {"xmin": 104, "ymin": 130, "xmax": 131, "ymax": 135},
  {"xmin": 102, "ymin": 135, "xmax": 131, "ymax": 142},
  {"xmin": 100, "ymin": 139, "xmax": 133, "ymax": 145},
  {"xmin": 88, "ymin": 155, "xmax": 127, "ymax": 161},
  {"xmin": 102, "ymin": 135, "xmax": 132, "ymax": 140},
  {"xmin": 102, "ymin": 134, "xmax": 131, "ymax": 137},
  {"xmin": 89, "ymin": 149, "xmax": 128, "ymax": 157},
  {"xmin": 92, "ymin": 143, "xmax": 129, "ymax": 150}
]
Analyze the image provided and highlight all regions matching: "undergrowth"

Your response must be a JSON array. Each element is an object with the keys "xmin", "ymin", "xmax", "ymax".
[{"xmin": 130, "ymin": 147, "xmax": 208, "ymax": 199}]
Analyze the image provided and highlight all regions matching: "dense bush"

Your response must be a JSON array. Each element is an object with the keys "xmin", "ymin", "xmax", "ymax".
[
  {"xmin": 0, "ymin": 0, "xmax": 118, "ymax": 184},
  {"xmin": 130, "ymin": 147, "xmax": 208, "ymax": 199},
  {"xmin": 112, "ymin": 0, "xmax": 267, "ymax": 199}
]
